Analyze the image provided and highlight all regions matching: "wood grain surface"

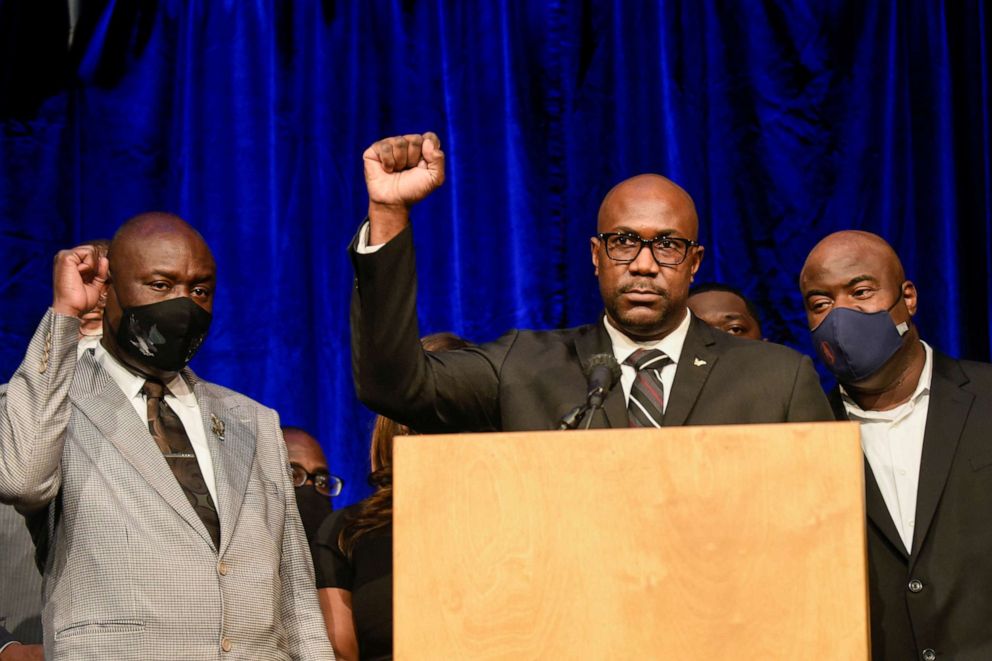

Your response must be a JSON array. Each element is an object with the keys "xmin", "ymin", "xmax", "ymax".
[{"xmin": 394, "ymin": 422, "xmax": 869, "ymax": 660}]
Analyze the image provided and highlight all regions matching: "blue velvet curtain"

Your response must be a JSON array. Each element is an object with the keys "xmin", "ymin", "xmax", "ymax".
[{"xmin": 2, "ymin": 0, "xmax": 990, "ymax": 504}]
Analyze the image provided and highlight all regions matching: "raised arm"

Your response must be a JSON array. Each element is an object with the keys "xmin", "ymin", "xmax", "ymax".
[{"xmin": 0, "ymin": 246, "xmax": 106, "ymax": 508}]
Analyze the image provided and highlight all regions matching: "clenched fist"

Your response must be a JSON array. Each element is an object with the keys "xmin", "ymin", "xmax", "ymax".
[
  {"xmin": 52, "ymin": 243, "xmax": 109, "ymax": 318},
  {"xmin": 363, "ymin": 132, "xmax": 445, "ymax": 245}
]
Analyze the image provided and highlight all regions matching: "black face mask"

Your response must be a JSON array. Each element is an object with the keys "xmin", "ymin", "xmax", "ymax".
[
  {"xmin": 294, "ymin": 486, "xmax": 334, "ymax": 543},
  {"xmin": 115, "ymin": 297, "xmax": 212, "ymax": 372}
]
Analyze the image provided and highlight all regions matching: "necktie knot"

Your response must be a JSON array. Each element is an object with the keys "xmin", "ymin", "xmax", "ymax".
[
  {"xmin": 625, "ymin": 348, "xmax": 671, "ymax": 371},
  {"xmin": 142, "ymin": 379, "xmax": 167, "ymax": 400}
]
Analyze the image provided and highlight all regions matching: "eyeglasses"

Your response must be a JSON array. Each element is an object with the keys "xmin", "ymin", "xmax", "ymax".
[
  {"xmin": 596, "ymin": 232, "xmax": 700, "ymax": 266},
  {"xmin": 290, "ymin": 463, "xmax": 344, "ymax": 497}
]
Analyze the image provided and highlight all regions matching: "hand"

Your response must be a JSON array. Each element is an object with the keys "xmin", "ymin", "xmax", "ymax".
[
  {"xmin": 52, "ymin": 243, "xmax": 110, "ymax": 318},
  {"xmin": 0, "ymin": 643, "xmax": 44, "ymax": 661},
  {"xmin": 363, "ymin": 132, "xmax": 445, "ymax": 244}
]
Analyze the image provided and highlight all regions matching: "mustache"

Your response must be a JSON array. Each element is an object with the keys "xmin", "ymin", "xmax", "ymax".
[{"xmin": 619, "ymin": 282, "xmax": 669, "ymax": 296}]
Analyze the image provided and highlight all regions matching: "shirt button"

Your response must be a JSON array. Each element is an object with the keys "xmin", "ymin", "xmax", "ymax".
[
  {"xmin": 922, "ymin": 648, "xmax": 936, "ymax": 661},
  {"xmin": 221, "ymin": 638, "xmax": 232, "ymax": 652},
  {"xmin": 908, "ymin": 579, "xmax": 924, "ymax": 593},
  {"xmin": 218, "ymin": 560, "xmax": 229, "ymax": 576}
]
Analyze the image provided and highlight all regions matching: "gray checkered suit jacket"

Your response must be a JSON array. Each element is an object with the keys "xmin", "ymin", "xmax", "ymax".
[
  {"xmin": 0, "ymin": 503, "xmax": 43, "ymax": 644},
  {"xmin": 0, "ymin": 310, "xmax": 334, "ymax": 660}
]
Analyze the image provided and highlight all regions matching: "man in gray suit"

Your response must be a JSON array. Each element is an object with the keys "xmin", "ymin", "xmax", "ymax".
[
  {"xmin": 351, "ymin": 132, "xmax": 832, "ymax": 432},
  {"xmin": 0, "ymin": 213, "xmax": 333, "ymax": 660}
]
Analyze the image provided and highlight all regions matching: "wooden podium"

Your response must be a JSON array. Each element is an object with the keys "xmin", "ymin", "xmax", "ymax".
[{"xmin": 393, "ymin": 422, "xmax": 869, "ymax": 660}]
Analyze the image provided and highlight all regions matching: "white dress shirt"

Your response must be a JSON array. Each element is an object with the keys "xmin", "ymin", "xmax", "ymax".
[
  {"xmin": 92, "ymin": 342, "xmax": 219, "ymax": 506},
  {"xmin": 842, "ymin": 341, "xmax": 933, "ymax": 554},
  {"xmin": 602, "ymin": 308, "xmax": 692, "ymax": 413}
]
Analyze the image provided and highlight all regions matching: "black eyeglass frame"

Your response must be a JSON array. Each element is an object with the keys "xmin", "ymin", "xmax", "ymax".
[
  {"xmin": 595, "ymin": 232, "xmax": 701, "ymax": 267},
  {"xmin": 290, "ymin": 463, "xmax": 344, "ymax": 497}
]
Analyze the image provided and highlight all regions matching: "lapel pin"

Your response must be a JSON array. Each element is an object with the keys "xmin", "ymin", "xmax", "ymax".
[
  {"xmin": 211, "ymin": 414, "xmax": 225, "ymax": 442},
  {"xmin": 693, "ymin": 357, "xmax": 707, "ymax": 367}
]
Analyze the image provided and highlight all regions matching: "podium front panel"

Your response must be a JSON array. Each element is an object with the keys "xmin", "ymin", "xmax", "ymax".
[{"xmin": 393, "ymin": 422, "xmax": 868, "ymax": 660}]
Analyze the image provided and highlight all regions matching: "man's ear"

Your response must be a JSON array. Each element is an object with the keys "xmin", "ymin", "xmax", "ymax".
[
  {"xmin": 690, "ymin": 245, "xmax": 705, "ymax": 277},
  {"xmin": 902, "ymin": 280, "xmax": 918, "ymax": 317},
  {"xmin": 590, "ymin": 237, "xmax": 601, "ymax": 277}
]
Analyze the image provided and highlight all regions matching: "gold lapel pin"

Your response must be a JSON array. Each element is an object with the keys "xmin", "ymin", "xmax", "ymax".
[
  {"xmin": 211, "ymin": 414, "xmax": 225, "ymax": 441},
  {"xmin": 693, "ymin": 357, "xmax": 707, "ymax": 367}
]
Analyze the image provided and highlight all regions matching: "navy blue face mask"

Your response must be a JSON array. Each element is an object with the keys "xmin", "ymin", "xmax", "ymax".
[{"xmin": 810, "ymin": 295, "xmax": 910, "ymax": 384}]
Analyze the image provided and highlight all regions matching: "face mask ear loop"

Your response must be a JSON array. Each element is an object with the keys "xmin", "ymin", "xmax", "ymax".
[{"xmin": 888, "ymin": 284, "xmax": 911, "ymax": 336}]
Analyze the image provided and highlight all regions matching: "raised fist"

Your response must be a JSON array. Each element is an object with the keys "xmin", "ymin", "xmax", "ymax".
[
  {"xmin": 52, "ymin": 243, "xmax": 109, "ymax": 318},
  {"xmin": 363, "ymin": 132, "xmax": 445, "ymax": 208}
]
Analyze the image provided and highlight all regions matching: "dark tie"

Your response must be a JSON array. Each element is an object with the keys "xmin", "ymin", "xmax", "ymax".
[
  {"xmin": 142, "ymin": 379, "xmax": 221, "ymax": 549},
  {"xmin": 624, "ymin": 348, "xmax": 672, "ymax": 428}
]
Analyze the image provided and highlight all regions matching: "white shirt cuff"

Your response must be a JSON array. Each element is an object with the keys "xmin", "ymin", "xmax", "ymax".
[
  {"xmin": 0, "ymin": 641, "xmax": 22, "ymax": 654},
  {"xmin": 355, "ymin": 221, "xmax": 386, "ymax": 254}
]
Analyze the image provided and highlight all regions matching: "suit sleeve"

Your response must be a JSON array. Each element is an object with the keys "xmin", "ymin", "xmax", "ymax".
[
  {"xmin": 785, "ymin": 354, "xmax": 835, "ymax": 422},
  {"xmin": 0, "ymin": 310, "xmax": 79, "ymax": 509},
  {"xmin": 270, "ymin": 412, "xmax": 336, "ymax": 660},
  {"xmin": 350, "ymin": 222, "xmax": 503, "ymax": 433}
]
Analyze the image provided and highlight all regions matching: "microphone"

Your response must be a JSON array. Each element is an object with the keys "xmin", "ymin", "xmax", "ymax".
[
  {"xmin": 556, "ymin": 354, "xmax": 622, "ymax": 430},
  {"xmin": 583, "ymin": 353, "xmax": 622, "ymax": 410}
]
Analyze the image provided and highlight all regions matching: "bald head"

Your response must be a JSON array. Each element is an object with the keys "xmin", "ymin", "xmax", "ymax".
[
  {"xmin": 800, "ymin": 229, "xmax": 916, "ymax": 330},
  {"xmin": 101, "ymin": 211, "xmax": 217, "ymax": 378},
  {"xmin": 591, "ymin": 173, "xmax": 704, "ymax": 341},
  {"xmin": 597, "ymin": 174, "xmax": 699, "ymax": 238},
  {"xmin": 801, "ymin": 231, "xmax": 904, "ymax": 291},
  {"xmin": 110, "ymin": 212, "xmax": 214, "ymax": 271},
  {"xmin": 283, "ymin": 427, "xmax": 329, "ymax": 475}
]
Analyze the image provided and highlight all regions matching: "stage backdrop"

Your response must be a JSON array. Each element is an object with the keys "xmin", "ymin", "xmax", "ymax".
[{"xmin": 1, "ymin": 0, "xmax": 990, "ymax": 504}]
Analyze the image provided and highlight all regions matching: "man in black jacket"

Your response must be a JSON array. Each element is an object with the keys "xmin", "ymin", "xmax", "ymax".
[
  {"xmin": 801, "ymin": 230, "xmax": 992, "ymax": 661},
  {"xmin": 350, "ymin": 131, "xmax": 832, "ymax": 432}
]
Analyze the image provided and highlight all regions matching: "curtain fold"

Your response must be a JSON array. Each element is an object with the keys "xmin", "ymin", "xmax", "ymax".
[{"xmin": 1, "ymin": 0, "xmax": 989, "ymax": 502}]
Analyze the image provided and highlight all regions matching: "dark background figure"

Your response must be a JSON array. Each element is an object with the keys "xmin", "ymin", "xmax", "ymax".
[
  {"xmin": 283, "ymin": 425, "xmax": 342, "ymax": 544},
  {"xmin": 688, "ymin": 282, "xmax": 764, "ymax": 340},
  {"xmin": 313, "ymin": 332, "xmax": 472, "ymax": 661},
  {"xmin": 352, "ymin": 133, "xmax": 832, "ymax": 433},
  {"xmin": 800, "ymin": 230, "xmax": 992, "ymax": 661},
  {"xmin": 1, "ymin": 2, "xmax": 990, "ymax": 504}
]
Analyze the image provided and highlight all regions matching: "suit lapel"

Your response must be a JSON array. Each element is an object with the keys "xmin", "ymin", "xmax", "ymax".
[
  {"xmin": 574, "ymin": 320, "xmax": 627, "ymax": 428},
  {"xmin": 828, "ymin": 388, "xmax": 909, "ymax": 558},
  {"xmin": 191, "ymin": 376, "xmax": 256, "ymax": 557},
  {"xmin": 70, "ymin": 355, "xmax": 215, "ymax": 549},
  {"xmin": 910, "ymin": 353, "xmax": 972, "ymax": 564},
  {"xmin": 663, "ymin": 317, "xmax": 719, "ymax": 427}
]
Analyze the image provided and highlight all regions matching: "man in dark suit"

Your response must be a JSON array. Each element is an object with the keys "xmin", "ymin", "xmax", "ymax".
[
  {"xmin": 351, "ymin": 131, "xmax": 832, "ymax": 432},
  {"xmin": 800, "ymin": 230, "xmax": 992, "ymax": 661}
]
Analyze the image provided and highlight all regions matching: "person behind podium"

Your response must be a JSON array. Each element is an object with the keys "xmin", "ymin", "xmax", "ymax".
[
  {"xmin": 687, "ymin": 282, "xmax": 764, "ymax": 340},
  {"xmin": 800, "ymin": 230, "xmax": 992, "ymax": 661},
  {"xmin": 350, "ymin": 132, "xmax": 832, "ymax": 432}
]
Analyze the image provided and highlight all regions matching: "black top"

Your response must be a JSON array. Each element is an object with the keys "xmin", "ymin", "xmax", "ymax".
[{"xmin": 313, "ymin": 503, "xmax": 392, "ymax": 661}]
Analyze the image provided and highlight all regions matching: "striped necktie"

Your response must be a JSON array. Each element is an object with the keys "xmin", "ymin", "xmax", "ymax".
[{"xmin": 624, "ymin": 348, "xmax": 672, "ymax": 428}]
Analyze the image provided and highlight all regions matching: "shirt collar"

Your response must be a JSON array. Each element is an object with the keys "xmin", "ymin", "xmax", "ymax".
[
  {"xmin": 93, "ymin": 341, "xmax": 196, "ymax": 407},
  {"xmin": 602, "ymin": 307, "xmax": 692, "ymax": 366},
  {"xmin": 841, "ymin": 341, "xmax": 933, "ymax": 421}
]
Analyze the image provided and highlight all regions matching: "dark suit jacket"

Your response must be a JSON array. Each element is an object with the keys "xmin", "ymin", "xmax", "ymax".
[
  {"xmin": 351, "ymin": 225, "xmax": 833, "ymax": 432},
  {"xmin": 829, "ymin": 351, "xmax": 992, "ymax": 661},
  {"xmin": 0, "ymin": 626, "xmax": 15, "ymax": 649}
]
